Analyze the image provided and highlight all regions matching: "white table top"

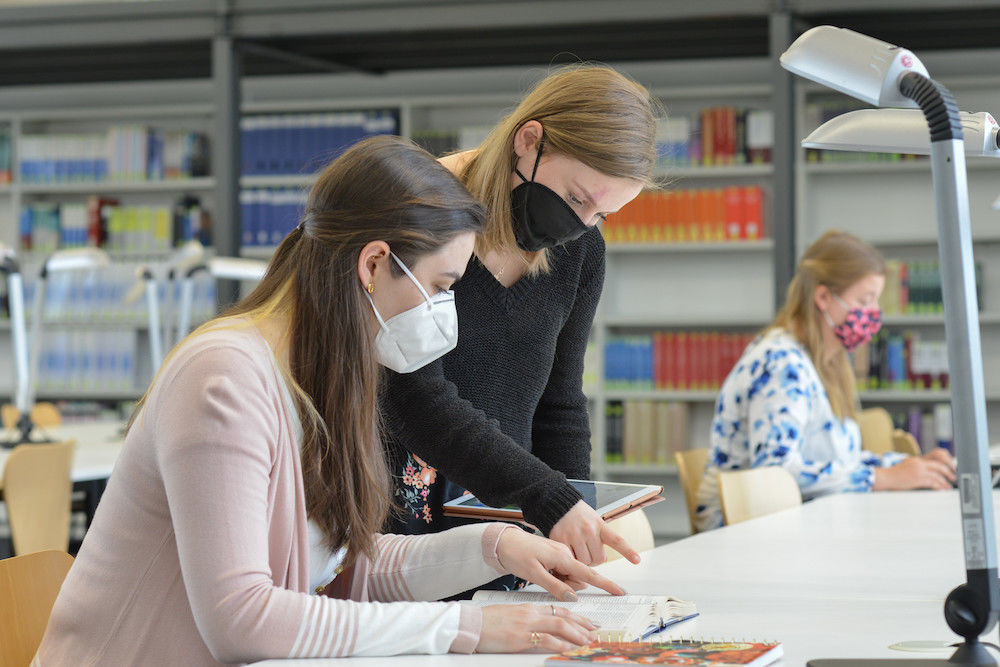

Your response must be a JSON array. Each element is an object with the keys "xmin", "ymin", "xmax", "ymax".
[
  {"xmin": 256, "ymin": 491, "xmax": 1000, "ymax": 666},
  {"xmin": 0, "ymin": 420, "xmax": 125, "ymax": 488}
]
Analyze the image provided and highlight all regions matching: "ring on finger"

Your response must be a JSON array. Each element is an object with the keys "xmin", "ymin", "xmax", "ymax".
[
  {"xmin": 551, "ymin": 604, "xmax": 557, "ymax": 616},
  {"xmin": 530, "ymin": 631, "xmax": 542, "ymax": 648}
]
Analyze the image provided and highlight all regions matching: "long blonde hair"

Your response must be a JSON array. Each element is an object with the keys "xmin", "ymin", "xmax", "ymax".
[
  {"xmin": 460, "ymin": 64, "xmax": 658, "ymax": 274},
  {"xmin": 131, "ymin": 136, "xmax": 485, "ymax": 566},
  {"xmin": 771, "ymin": 230, "xmax": 886, "ymax": 420}
]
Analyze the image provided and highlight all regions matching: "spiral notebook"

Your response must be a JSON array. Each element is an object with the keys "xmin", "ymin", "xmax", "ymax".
[
  {"xmin": 545, "ymin": 639, "xmax": 783, "ymax": 665},
  {"xmin": 467, "ymin": 591, "xmax": 697, "ymax": 642}
]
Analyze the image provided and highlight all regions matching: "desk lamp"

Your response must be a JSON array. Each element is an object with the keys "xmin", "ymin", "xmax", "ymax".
[
  {"xmin": 782, "ymin": 25, "xmax": 998, "ymax": 666},
  {"xmin": 1, "ymin": 245, "xmax": 30, "ymax": 448},
  {"xmin": 3, "ymin": 248, "xmax": 111, "ymax": 447},
  {"xmin": 174, "ymin": 256, "xmax": 267, "ymax": 343},
  {"xmin": 124, "ymin": 241, "xmax": 206, "ymax": 370}
]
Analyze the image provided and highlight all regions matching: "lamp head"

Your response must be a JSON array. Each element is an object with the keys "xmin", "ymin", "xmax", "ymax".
[
  {"xmin": 42, "ymin": 247, "xmax": 110, "ymax": 276},
  {"xmin": 208, "ymin": 257, "xmax": 267, "ymax": 283},
  {"xmin": 804, "ymin": 109, "xmax": 1000, "ymax": 157},
  {"xmin": 780, "ymin": 25, "xmax": 929, "ymax": 108}
]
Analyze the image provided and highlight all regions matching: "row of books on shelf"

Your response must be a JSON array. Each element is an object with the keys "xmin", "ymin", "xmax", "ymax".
[
  {"xmin": 853, "ymin": 329, "xmax": 950, "ymax": 391},
  {"xmin": 32, "ymin": 330, "xmax": 138, "ymax": 393},
  {"xmin": 655, "ymin": 108, "xmax": 773, "ymax": 168},
  {"xmin": 19, "ymin": 195, "xmax": 211, "ymax": 253},
  {"xmin": 19, "ymin": 127, "xmax": 209, "ymax": 184},
  {"xmin": 1, "ymin": 267, "xmax": 217, "ymax": 325},
  {"xmin": 411, "ymin": 127, "xmax": 491, "ymax": 157},
  {"xmin": 881, "ymin": 259, "xmax": 984, "ymax": 315},
  {"xmin": 240, "ymin": 110, "xmax": 398, "ymax": 176},
  {"xmin": 604, "ymin": 400, "xmax": 691, "ymax": 464},
  {"xmin": 604, "ymin": 332, "xmax": 756, "ymax": 391},
  {"xmin": 240, "ymin": 188, "xmax": 308, "ymax": 248},
  {"xmin": 604, "ymin": 186, "xmax": 765, "ymax": 244},
  {"xmin": 888, "ymin": 404, "xmax": 954, "ymax": 454}
]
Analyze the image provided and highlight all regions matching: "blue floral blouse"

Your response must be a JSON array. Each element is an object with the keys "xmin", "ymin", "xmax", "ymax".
[{"xmin": 694, "ymin": 328, "xmax": 905, "ymax": 531}]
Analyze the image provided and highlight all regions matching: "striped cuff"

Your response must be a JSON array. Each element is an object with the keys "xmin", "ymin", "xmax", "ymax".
[
  {"xmin": 450, "ymin": 603, "xmax": 483, "ymax": 654},
  {"xmin": 482, "ymin": 523, "xmax": 517, "ymax": 575}
]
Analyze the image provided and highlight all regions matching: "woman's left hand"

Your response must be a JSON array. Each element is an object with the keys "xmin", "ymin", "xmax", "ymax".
[
  {"xmin": 495, "ymin": 527, "xmax": 626, "ymax": 601},
  {"xmin": 549, "ymin": 500, "xmax": 641, "ymax": 566}
]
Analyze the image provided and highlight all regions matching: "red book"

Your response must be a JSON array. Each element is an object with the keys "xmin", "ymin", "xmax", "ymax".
[
  {"xmin": 724, "ymin": 186, "xmax": 743, "ymax": 240},
  {"xmin": 664, "ymin": 332, "xmax": 677, "ymax": 389},
  {"xmin": 709, "ymin": 331, "xmax": 722, "ymax": 388},
  {"xmin": 742, "ymin": 186, "xmax": 763, "ymax": 239},
  {"xmin": 676, "ymin": 332, "xmax": 690, "ymax": 390}
]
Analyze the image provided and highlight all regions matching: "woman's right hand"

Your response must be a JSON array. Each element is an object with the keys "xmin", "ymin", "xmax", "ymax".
[
  {"xmin": 873, "ymin": 450, "xmax": 956, "ymax": 491},
  {"xmin": 475, "ymin": 603, "xmax": 598, "ymax": 653}
]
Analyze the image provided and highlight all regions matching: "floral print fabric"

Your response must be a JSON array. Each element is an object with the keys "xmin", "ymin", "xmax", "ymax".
[{"xmin": 694, "ymin": 328, "xmax": 905, "ymax": 531}]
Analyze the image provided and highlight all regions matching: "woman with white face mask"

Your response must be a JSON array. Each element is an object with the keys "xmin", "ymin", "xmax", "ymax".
[
  {"xmin": 34, "ymin": 136, "xmax": 624, "ymax": 665},
  {"xmin": 693, "ymin": 230, "xmax": 957, "ymax": 532},
  {"xmin": 383, "ymin": 65, "xmax": 654, "ymax": 577}
]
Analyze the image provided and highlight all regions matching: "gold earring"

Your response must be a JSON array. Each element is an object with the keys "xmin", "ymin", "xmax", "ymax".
[{"xmin": 367, "ymin": 282, "xmax": 375, "ymax": 294}]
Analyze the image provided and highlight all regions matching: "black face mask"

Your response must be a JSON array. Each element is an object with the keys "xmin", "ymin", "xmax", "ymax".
[{"xmin": 510, "ymin": 140, "xmax": 589, "ymax": 251}]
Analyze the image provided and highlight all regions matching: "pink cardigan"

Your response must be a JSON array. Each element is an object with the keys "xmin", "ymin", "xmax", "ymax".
[{"xmin": 35, "ymin": 324, "xmax": 513, "ymax": 665}]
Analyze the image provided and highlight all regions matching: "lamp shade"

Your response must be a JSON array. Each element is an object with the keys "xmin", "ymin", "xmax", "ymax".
[
  {"xmin": 780, "ymin": 25, "xmax": 928, "ymax": 108},
  {"xmin": 208, "ymin": 257, "xmax": 267, "ymax": 282},
  {"xmin": 804, "ymin": 108, "xmax": 1000, "ymax": 157}
]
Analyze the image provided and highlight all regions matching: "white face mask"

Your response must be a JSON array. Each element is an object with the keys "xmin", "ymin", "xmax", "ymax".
[{"xmin": 366, "ymin": 252, "xmax": 458, "ymax": 374}]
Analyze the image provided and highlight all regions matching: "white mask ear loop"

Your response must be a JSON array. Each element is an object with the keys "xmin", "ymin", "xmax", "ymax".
[
  {"xmin": 389, "ymin": 252, "xmax": 434, "ymax": 308},
  {"xmin": 366, "ymin": 292, "xmax": 390, "ymax": 331}
]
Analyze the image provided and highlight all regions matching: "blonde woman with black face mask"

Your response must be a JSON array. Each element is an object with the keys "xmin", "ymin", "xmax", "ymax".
[
  {"xmin": 381, "ymin": 65, "xmax": 656, "ymax": 583},
  {"xmin": 34, "ymin": 137, "xmax": 622, "ymax": 666},
  {"xmin": 694, "ymin": 230, "xmax": 956, "ymax": 532}
]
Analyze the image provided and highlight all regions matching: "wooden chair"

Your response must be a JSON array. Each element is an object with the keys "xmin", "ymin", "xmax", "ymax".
[
  {"xmin": 674, "ymin": 448, "xmax": 709, "ymax": 534},
  {"xmin": 603, "ymin": 508, "xmax": 654, "ymax": 563},
  {"xmin": 2, "ymin": 441, "xmax": 75, "ymax": 555},
  {"xmin": 1, "ymin": 402, "xmax": 62, "ymax": 430},
  {"xmin": 0, "ymin": 549, "xmax": 75, "ymax": 667},
  {"xmin": 1, "ymin": 404, "xmax": 17, "ymax": 430},
  {"xmin": 718, "ymin": 466, "xmax": 802, "ymax": 526},
  {"xmin": 858, "ymin": 407, "xmax": 922, "ymax": 456}
]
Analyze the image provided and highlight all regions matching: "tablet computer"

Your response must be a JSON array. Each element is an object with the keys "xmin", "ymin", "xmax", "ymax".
[{"xmin": 442, "ymin": 479, "xmax": 664, "ymax": 524}]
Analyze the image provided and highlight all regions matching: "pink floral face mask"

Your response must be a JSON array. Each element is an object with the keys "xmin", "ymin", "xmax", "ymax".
[{"xmin": 823, "ymin": 293, "xmax": 882, "ymax": 352}]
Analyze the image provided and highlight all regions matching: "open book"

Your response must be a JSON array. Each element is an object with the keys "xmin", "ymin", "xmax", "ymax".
[{"xmin": 468, "ymin": 591, "xmax": 698, "ymax": 642}]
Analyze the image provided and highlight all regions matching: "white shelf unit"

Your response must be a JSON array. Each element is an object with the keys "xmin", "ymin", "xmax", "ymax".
[
  {"xmin": 794, "ymin": 70, "xmax": 1000, "ymax": 440},
  {"xmin": 0, "ymin": 104, "xmax": 215, "ymax": 405}
]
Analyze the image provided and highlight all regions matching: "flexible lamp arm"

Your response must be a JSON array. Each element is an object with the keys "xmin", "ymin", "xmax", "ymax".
[
  {"xmin": 897, "ymin": 71, "xmax": 1000, "ymax": 644},
  {"xmin": 0, "ymin": 253, "xmax": 30, "ymax": 420}
]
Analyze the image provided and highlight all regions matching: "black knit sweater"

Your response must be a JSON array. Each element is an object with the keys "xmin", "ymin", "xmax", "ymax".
[{"xmin": 382, "ymin": 227, "xmax": 605, "ymax": 537}]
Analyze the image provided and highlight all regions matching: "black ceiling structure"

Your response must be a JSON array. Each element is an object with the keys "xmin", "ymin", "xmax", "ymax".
[{"xmin": 1, "ymin": 3, "xmax": 1000, "ymax": 87}]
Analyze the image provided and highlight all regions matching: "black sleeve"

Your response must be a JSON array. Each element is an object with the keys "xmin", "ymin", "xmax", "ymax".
[
  {"xmin": 382, "ymin": 361, "xmax": 583, "ymax": 536},
  {"xmin": 530, "ymin": 233, "xmax": 605, "ymax": 481}
]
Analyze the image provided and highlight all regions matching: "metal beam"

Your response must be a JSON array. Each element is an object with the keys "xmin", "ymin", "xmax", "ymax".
[
  {"xmin": 769, "ymin": 7, "xmax": 796, "ymax": 312},
  {"xmin": 239, "ymin": 40, "xmax": 381, "ymax": 76},
  {"xmin": 212, "ymin": 11, "xmax": 242, "ymax": 307}
]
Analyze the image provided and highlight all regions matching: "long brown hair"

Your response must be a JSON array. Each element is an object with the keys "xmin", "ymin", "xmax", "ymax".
[
  {"xmin": 133, "ymin": 136, "xmax": 485, "ymax": 566},
  {"xmin": 771, "ymin": 230, "xmax": 886, "ymax": 420},
  {"xmin": 460, "ymin": 64, "xmax": 658, "ymax": 274}
]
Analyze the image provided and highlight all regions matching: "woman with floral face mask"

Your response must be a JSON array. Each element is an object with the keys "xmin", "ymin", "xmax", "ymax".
[{"xmin": 693, "ymin": 230, "xmax": 956, "ymax": 532}]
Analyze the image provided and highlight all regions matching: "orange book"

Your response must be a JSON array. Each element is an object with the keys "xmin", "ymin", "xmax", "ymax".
[
  {"xmin": 692, "ymin": 189, "xmax": 710, "ymax": 242},
  {"xmin": 676, "ymin": 190, "xmax": 694, "ymax": 243},
  {"xmin": 662, "ymin": 191, "xmax": 677, "ymax": 243},
  {"xmin": 700, "ymin": 109, "xmax": 715, "ymax": 167},
  {"xmin": 711, "ymin": 189, "xmax": 726, "ymax": 241}
]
